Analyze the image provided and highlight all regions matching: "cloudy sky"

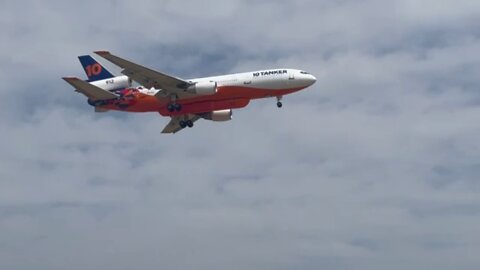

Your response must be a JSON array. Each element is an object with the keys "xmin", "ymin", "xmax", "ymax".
[{"xmin": 1, "ymin": 0, "xmax": 480, "ymax": 269}]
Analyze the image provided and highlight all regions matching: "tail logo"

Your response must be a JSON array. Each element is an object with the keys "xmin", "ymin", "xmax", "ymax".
[{"xmin": 85, "ymin": 64, "xmax": 103, "ymax": 77}]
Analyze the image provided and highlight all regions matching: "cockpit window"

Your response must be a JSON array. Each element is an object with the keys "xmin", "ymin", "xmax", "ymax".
[{"xmin": 300, "ymin": 71, "xmax": 309, "ymax": 74}]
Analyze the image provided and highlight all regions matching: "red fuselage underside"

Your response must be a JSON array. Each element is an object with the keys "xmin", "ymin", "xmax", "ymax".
[{"xmin": 99, "ymin": 85, "xmax": 304, "ymax": 116}]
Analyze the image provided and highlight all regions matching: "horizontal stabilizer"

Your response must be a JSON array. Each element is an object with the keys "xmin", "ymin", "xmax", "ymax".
[{"xmin": 62, "ymin": 77, "xmax": 119, "ymax": 101}]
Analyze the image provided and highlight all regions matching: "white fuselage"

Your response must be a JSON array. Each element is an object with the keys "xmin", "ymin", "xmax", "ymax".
[
  {"xmin": 192, "ymin": 68, "xmax": 316, "ymax": 90},
  {"xmin": 135, "ymin": 68, "xmax": 316, "ymax": 98}
]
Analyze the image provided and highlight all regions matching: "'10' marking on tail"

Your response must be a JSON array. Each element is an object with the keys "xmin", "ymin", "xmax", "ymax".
[{"xmin": 85, "ymin": 64, "xmax": 102, "ymax": 77}]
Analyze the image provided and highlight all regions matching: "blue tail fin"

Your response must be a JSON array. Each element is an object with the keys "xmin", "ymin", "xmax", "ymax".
[{"xmin": 78, "ymin": 55, "xmax": 114, "ymax": 81}]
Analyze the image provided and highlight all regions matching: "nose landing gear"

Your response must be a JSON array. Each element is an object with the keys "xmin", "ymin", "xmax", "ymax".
[{"xmin": 276, "ymin": 96, "xmax": 283, "ymax": 108}]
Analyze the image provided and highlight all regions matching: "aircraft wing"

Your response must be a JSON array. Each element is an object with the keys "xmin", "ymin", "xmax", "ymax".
[
  {"xmin": 161, "ymin": 114, "xmax": 201, "ymax": 134},
  {"xmin": 62, "ymin": 77, "xmax": 119, "ymax": 101},
  {"xmin": 94, "ymin": 51, "xmax": 190, "ymax": 92}
]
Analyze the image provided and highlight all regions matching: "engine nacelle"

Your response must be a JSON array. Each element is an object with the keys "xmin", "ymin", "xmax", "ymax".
[
  {"xmin": 186, "ymin": 81, "xmax": 217, "ymax": 95},
  {"xmin": 90, "ymin": 75, "xmax": 132, "ymax": 91},
  {"xmin": 200, "ymin": 109, "xmax": 233, "ymax": 122}
]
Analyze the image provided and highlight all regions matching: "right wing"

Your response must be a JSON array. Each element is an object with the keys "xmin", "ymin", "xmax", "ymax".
[
  {"xmin": 162, "ymin": 114, "xmax": 201, "ymax": 134},
  {"xmin": 94, "ymin": 51, "xmax": 191, "ymax": 92},
  {"xmin": 62, "ymin": 77, "xmax": 119, "ymax": 101}
]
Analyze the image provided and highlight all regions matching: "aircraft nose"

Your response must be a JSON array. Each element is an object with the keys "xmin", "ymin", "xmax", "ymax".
[{"xmin": 303, "ymin": 74, "xmax": 317, "ymax": 86}]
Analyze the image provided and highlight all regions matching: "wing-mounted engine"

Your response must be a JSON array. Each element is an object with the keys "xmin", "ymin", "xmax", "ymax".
[
  {"xmin": 90, "ymin": 75, "xmax": 132, "ymax": 91},
  {"xmin": 186, "ymin": 81, "xmax": 217, "ymax": 95},
  {"xmin": 199, "ymin": 109, "xmax": 232, "ymax": 122}
]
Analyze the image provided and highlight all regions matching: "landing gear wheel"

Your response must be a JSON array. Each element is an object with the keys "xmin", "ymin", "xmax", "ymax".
[
  {"xmin": 276, "ymin": 96, "xmax": 283, "ymax": 108},
  {"xmin": 186, "ymin": 120, "xmax": 194, "ymax": 128},
  {"xmin": 167, "ymin": 104, "xmax": 175, "ymax": 112},
  {"xmin": 174, "ymin": 103, "xmax": 182, "ymax": 112},
  {"xmin": 179, "ymin": 121, "xmax": 187, "ymax": 128}
]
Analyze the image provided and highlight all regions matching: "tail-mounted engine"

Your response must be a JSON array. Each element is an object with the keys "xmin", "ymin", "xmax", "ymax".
[
  {"xmin": 90, "ymin": 75, "xmax": 132, "ymax": 92},
  {"xmin": 200, "ymin": 109, "xmax": 233, "ymax": 122}
]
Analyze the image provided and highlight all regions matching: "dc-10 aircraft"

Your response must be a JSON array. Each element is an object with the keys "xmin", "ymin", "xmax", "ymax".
[{"xmin": 62, "ymin": 51, "xmax": 316, "ymax": 133}]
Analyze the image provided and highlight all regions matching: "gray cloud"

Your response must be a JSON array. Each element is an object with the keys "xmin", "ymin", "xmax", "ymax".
[{"xmin": 1, "ymin": 0, "xmax": 480, "ymax": 269}]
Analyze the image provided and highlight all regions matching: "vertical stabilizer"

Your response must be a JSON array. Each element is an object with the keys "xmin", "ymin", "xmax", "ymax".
[{"xmin": 78, "ymin": 55, "xmax": 114, "ymax": 81}]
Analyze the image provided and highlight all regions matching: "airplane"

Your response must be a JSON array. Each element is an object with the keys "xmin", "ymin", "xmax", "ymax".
[{"xmin": 62, "ymin": 51, "xmax": 316, "ymax": 133}]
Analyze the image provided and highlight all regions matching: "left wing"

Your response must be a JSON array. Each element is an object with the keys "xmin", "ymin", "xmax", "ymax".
[
  {"xmin": 94, "ymin": 51, "xmax": 191, "ymax": 92},
  {"xmin": 162, "ymin": 114, "xmax": 201, "ymax": 134}
]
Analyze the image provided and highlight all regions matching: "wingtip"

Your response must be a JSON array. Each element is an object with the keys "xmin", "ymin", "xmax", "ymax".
[{"xmin": 94, "ymin": 50, "xmax": 110, "ymax": 56}]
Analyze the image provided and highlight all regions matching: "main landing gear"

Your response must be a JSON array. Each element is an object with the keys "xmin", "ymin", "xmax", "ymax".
[
  {"xmin": 179, "ymin": 120, "xmax": 194, "ymax": 128},
  {"xmin": 276, "ymin": 96, "xmax": 283, "ymax": 108},
  {"xmin": 167, "ymin": 103, "xmax": 182, "ymax": 112},
  {"xmin": 167, "ymin": 95, "xmax": 182, "ymax": 112}
]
